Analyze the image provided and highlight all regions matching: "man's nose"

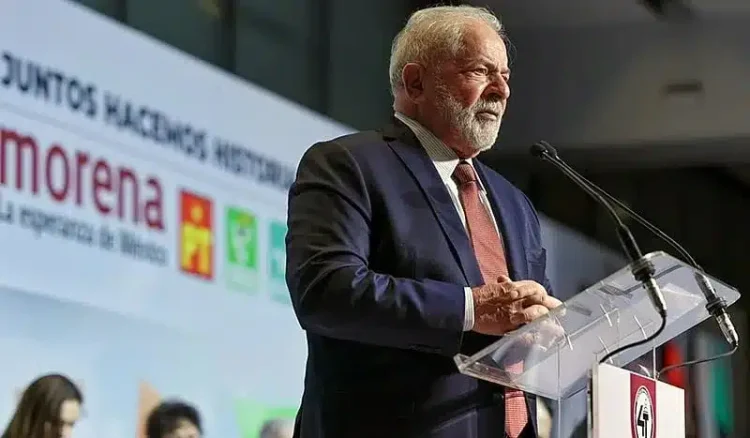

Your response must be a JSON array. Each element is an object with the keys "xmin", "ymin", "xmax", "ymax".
[{"xmin": 485, "ymin": 74, "xmax": 510, "ymax": 101}]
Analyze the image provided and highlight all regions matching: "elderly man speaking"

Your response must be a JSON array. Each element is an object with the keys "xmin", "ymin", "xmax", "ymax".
[{"xmin": 285, "ymin": 5, "xmax": 561, "ymax": 438}]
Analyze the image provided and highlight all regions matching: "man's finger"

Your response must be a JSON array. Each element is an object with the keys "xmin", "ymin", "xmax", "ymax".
[
  {"xmin": 501, "ymin": 285, "xmax": 544, "ymax": 302},
  {"xmin": 519, "ymin": 293, "xmax": 548, "ymax": 308},
  {"xmin": 510, "ymin": 280, "xmax": 547, "ymax": 296},
  {"xmin": 513, "ymin": 283, "xmax": 548, "ymax": 302},
  {"xmin": 497, "ymin": 274, "xmax": 512, "ymax": 284},
  {"xmin": 511, "ymin": 304, "xmax": 549, "ymax": 325},
  {"xmin": 543, "ymin": 296, "xmax": 563, "ymax": 309}
]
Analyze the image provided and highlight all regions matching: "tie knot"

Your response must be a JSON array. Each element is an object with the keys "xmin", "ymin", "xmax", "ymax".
[{"xmin": 453, "ymin": 161, "xmax": 478, "ymax": 185}]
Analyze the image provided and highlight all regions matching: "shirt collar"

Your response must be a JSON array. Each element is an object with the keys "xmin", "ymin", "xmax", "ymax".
[{"xmin": 394, "ymin": 112, "xmax": 484, "ymax": 190}]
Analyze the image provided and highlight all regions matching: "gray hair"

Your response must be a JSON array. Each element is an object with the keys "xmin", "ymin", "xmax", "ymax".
[
  {"xmin": 388, "ymin": 5, "xmax": 504, "ymax": 95},
  {"xmin": 259, "ymin": 418, "xmax": 294, "ymax": 438}
]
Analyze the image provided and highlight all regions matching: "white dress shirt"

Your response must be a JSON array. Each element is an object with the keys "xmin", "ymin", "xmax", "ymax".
[{"xmin": 394, "ymin": 112, "xmax": 503, "ymax": 332}]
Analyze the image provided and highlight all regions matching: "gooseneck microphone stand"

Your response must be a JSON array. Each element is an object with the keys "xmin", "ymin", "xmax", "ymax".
[
  {"xmin": 529, "ymin": 141, "xmax": 668, "ymax": 365},
  {"xmin": 530, "ymin": 140, "xmax": 738, "ymax": 374}
]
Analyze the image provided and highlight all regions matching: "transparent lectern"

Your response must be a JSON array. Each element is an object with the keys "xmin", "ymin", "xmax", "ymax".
[{"xmin": 454, "ymin": 251, "xmax": 741, "ymax": 438}]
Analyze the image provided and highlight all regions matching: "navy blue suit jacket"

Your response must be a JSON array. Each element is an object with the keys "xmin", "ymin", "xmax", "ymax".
[{"xmin": 285, "ymin": 120, "xmax": 553, "ymax": 438}]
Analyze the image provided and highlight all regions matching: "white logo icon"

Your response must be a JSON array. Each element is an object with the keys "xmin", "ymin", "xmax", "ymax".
[
  {"xmin": 633, "ymin": 386, "xmax": 654, "ymax": 438},
  {"xmin": 229, "ymin": 221, "xmax": 254, "ymax": 265}
]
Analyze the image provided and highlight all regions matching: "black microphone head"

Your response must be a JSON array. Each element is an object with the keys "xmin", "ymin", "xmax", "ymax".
[{"xmin": 530, "ymin": 141, "xmax": 558, "ymax": 159}]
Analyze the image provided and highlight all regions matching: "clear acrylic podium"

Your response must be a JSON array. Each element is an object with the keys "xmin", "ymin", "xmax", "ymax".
[{"xmin": 454, "ymin": 251, "xmax": 741, "ymax": 436}]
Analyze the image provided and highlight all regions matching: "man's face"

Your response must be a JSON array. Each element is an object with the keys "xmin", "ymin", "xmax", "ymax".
[
  {"xmin": 423, "ymin": 20, "xmax": 510, "ymax": 157},
  {"xmin": 164, "ymin": 418, "xmax": 201, "ymax": 438}
]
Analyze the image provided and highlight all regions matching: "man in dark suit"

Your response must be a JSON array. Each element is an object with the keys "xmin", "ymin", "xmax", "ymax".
[{"xmin": 285, "ymin": 5, "xmax": 561, "ymax": 438}]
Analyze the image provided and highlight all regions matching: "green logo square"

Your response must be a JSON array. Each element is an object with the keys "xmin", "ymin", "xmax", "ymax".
[
  {"xmin": 226, "ymin": 207, "xmax": 259, "ymax": 292},
  {"xmin": 268, "ymin": 221, "xmax": 289, "ymax": 305}
]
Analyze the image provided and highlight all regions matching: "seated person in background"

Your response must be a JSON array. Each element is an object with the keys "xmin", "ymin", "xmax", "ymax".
[
  {"xmin": 1, "ymin": 373, "xmax": 83, "ymax": 438},
  {"xmin": 146, "ymin": 400, "xmax": 202, "ymax": 438}
]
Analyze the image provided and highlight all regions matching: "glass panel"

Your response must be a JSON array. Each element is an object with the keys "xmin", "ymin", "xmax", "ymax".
[{"xmin": 454, "ymin": 251, "xmax": 741, "ymax": 400}]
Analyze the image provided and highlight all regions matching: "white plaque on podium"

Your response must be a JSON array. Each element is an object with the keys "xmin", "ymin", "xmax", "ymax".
[{"xmin": 592, "ymin": 363, "xmax": 685, "ymax": 438}]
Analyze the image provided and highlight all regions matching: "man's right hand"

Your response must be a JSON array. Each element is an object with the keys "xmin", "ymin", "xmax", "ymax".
[{"xmin": 471, "ymin": 276, "xmax": 561, "ymax": 336}]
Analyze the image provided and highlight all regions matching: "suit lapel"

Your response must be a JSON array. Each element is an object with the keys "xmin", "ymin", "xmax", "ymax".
[
  {"xmin": 474, "ymin": 161, "xmax": 528, "ymax": 281},
  {"xmin": 383, "ymin": 121, "xmax": 484, "ymax": 287}
]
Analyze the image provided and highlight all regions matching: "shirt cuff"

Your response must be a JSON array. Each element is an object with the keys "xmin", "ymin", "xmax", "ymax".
[{"xmin": 463, "ymin": 287, "xmax": 474, "ymax": 331}]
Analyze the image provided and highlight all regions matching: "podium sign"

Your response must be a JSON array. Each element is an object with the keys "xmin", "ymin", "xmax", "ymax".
[{"xmin": 591, "ymin": 363, "xmax": 685, "ymax": 438}]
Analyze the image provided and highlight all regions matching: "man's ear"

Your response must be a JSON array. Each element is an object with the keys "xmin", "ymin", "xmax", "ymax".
[{"xmin": 401, "ymin": 63, "xmax": 426, "ymax": 103}]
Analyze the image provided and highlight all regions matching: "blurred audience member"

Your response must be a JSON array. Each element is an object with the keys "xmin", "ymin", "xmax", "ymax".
[
  {"xmin": 1, "ymin": 373, "xmax": 83, "ymax": 438},
  {"xmin": 260, "ymin": 418, "xmax": 294, "ymax": 438},
  {"xmin": 536, "ymin": 399, "xmax": 552, "ymax": 438},
  {"xmin": 146, "ymin": 400, "xmax": 202, "ymax": 438},
  {"xmin": 137, "ymin": 381, "xmax": 162, "ymax": 438}
]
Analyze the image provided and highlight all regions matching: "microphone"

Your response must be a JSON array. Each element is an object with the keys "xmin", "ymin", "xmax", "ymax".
[
  {"xmin": 531, "ymin": 141, "xmax": 739, "ymax": 351},
  {"xmin": 530, "ymin": 142, "xmax": 667, "ymax": 318}
]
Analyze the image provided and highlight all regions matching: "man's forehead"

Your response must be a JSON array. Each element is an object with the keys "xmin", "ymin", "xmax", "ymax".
[
  {"xmin": 454, "ymin": 45, "xmax": 509, "ymax": 69},
  {"xmin": 455, "ymin": 22, "xmax": 508, "ymax": 62}
]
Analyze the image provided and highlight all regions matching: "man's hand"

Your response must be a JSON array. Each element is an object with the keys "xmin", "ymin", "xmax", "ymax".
[{"xmin": 472, "ymin": 275, "xmax": 562, "ymax": 336}]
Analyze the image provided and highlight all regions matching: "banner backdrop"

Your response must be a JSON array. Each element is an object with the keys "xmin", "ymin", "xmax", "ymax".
[{"xmin": 0, "ymin": 1, "xmax": 624, "ymax": 437}]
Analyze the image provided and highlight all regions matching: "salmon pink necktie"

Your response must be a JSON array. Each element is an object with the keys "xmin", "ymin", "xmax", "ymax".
[{"xmin": 453, "ymin": 161, "xmax": 528, "ymax": 438}]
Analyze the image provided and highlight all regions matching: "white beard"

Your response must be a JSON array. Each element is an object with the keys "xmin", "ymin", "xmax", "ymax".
[{"xmin": 435, "ymin": 83, "xmax": 502, "ymax": 153}]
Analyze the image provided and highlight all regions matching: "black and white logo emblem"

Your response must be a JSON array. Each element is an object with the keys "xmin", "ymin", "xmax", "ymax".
[{"xmin": 632, "ymin": 386, "xmax": 654, "ymax": 438}]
